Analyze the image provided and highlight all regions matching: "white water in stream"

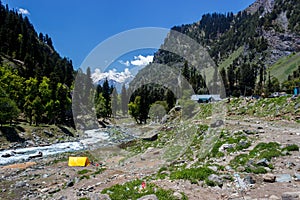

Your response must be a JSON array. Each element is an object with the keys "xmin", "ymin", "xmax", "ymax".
[{"xmin": 0, "ymin": 129, "xmax": 109, "ymax": 165}]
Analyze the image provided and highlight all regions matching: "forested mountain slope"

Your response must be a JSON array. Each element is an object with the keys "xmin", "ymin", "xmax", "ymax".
[
  {"xmin": 0, "ymin": 2, "xmax": 74, "ymax": 126},
  {"xmin": 148, "ymin": 0, "xmax": 300, "ymax": 96}
]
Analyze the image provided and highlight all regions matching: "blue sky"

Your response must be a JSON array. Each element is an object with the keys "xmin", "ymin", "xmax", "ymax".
[{"xmin": 3, "ymin": 0, "xmax": 255, "ymax": 71}]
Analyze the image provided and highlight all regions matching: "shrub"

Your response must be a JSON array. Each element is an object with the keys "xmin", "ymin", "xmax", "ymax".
[
  {"xmin": 77, "ymin": 169, "xmax": 91, "ymax": 175},
  {"xmin": 170, "ymin": 167, "xmax": 214, "ymax": 182},
  {"xmin": 283, "ymin": 144, "xmax": 299, "ymax": 152}
]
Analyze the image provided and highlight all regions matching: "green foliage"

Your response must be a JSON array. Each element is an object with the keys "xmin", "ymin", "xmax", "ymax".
[
  {"xmin": 77, "ymin": 169, "xmax": 92, "ymax": 175},
  {"xmin": 0, "ymin": 2, "xmax": 74, "ymax": 84},
  {"xmin": 170, "ymin": 167, "xmax": 214, "ymax": 183},
  {"xmin": 269, "ymin": 52, "xmax": 300, "ymax": 85},
  {"xmin": 78, "ymin": 198, "xmax": 90, "ymax": 200},
  {"xmin": 0, "ymin": 94, "xmax": 20, "ymax": 125},
  {"xmin": 209, "ymin": 130, "xmax": 251, "ymax": 158},
  {"xmin": 230, "ymin": 142, "xmax": 284, "ymax": 173},
  {"xmin": 148, "ymin": 101, "xmax": 168, "ymax": 121},
  {"xmin": 228, "ymin": 96, "xmax": 300, "ymax": 120},
  {"xmin": 101, "ymin": 179, "xmax": 181, "ymax": 200},
  {"xmin": 128, "ymin": 96, "xmax": 143, "ymax": 124},
  {"xmin": 245, "ymin": 166, "xmax": 267, "ymax": 174},
  {"xmin": 283, "ymin": 144, "xmax": 299, "ymax": 152},
  {"xmin": 0, "ymin": 3, "xmax": 74, "ymax": 126}
]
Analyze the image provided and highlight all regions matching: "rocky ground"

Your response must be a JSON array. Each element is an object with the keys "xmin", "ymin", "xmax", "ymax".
[{"xmin": 0, "ymin": 97, "xmax": 300, "ymax": 200}]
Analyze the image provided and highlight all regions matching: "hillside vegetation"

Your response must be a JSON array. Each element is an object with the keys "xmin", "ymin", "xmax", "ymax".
[{"xmin": 0, "ymin": 2, "xmax": 74, "ymax": 126}]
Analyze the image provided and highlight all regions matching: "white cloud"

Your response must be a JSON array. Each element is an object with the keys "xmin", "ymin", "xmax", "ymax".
[
  {"xmin": 91, "ymin": 68, "xmax": 132, "ymax": 84},
  {"xmin": 118, "ymin": 60, "xmax": 130, "ymax": 67},
  {"xmin": 130, "ymin": 55, "xmax": 154, "ymax": 67},
  {"xmin": 18, "ymin": 8, "xmax": 30, "ymax": 15}
]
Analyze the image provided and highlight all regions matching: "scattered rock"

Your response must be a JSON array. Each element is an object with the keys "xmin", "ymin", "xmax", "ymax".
[
  {"xmin": 282, "ymin": 192, "xmax": 300, "ymax": 200},
  {"xmin": 244, "ymin": 175, "xmax": 256, "ymax": 184},
  {"xmin": 142, "ymin": 133, "xmax": 158, "ymax": 141},
  {"xmin": 208, "ymin": 174, "xmax": 223, "ymax": 187},
  {"xmin": 236, "ymin": 166, "xmax": 245, "ymax": 172},
  {"xmin": 97, "ymin": 194, "xmax": 111, "ymax": 200},
  {"xmin": 66, "ymin": 179, "xmax": 74, "ymax": 187},
  {"xmin": 57, "ymin": 196, "xmax": 67, "ymax": 200},
  {"xmin": 48, "ymin": 187, "xmax": 60, "ymax": 194},
  {"xmin": 256, "ymin": 158, "xmax": 270, "ymax": 167},
  {"xmin": 42, "ymin": 174, "xmax": 49, "ymax": 178},
  {"xmin": 208, "ymin": 166, "xmax": 218, "ymax": 172},
  {"xmin": 137, "ymin": 194, "xmax": 158, "ymax": 200},
  {"xmin": 276, "ymin": 174, "xmax": 292, "ymax": 183},
  {"xmin": 15, "ymin": 181, "xmax": 27, "ymax": 188},
  {"xmin": 225, "ymin": 165, "xmax": 232, "ymax": 171},
  {"xmin": 263, "ymin": 173, "xmax": 276, "ymax": 183},
  {"xmin": 210, "ymin": 120, "xmax": 224, "ymax": 128},
  {"xmin": 269, "ymin": 195, "xmax": 280, "ymax": 200},
  {"xmin": 173, "ymin": 191, "xmax": 182, "ymax": 199},
  {"xmin": 44, "ymin": 130, "xmax": 54, "ymax": 137},
  {"xmin": 219, "ymin": 143, "xmax": 235, "ymax": 152},
  {"xmin": 294, "ymin": 173, "xmax": 300, "ymax": 181}
]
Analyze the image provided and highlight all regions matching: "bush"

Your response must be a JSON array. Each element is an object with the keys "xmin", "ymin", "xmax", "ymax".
[
  {"xmin": 170, "ymin": 167, "xmax": 214, "ymax": 182},
  {"xmin": 245, "ymin": 166, "xmax": 267, "ymax": 174},
  {"xmin": 283, "ymin": 144, "xmax": 299, "ymax": 152},
  {"xmin": 77, "ymin": 169, "xmax": 91, "ymax": 175}
]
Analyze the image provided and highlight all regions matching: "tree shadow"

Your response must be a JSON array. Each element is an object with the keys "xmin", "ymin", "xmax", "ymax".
[
  {"xmin": 58, "ymin": 125, "xmax": 74, "ymax": 137},
  {"xmin": 0, "ymin": 127, "xmax": 25, "ymax": 143}
]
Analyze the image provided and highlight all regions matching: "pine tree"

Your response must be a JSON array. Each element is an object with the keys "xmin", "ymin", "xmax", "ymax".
[{"xmin": 121, "ymin": 84, "xmax": 128, "ymax": 116}]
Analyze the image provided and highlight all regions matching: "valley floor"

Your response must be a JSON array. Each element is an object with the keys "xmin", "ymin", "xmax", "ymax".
[{"xmin": 0, "ymin": 114, "xmax": 300, "ymax": 200}]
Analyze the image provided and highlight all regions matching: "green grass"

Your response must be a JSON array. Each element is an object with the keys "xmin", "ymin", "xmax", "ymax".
[
  {"xmin": 218, "ymin": 46, "xmax": 244, "ymax": 69},
  {"xmin": 245, "ymin": 166, "xmax": 268, "ymax": 174},
  {"xmin": 169, "ymin": 167, "xmax": 214, "ymax": 183},
  {"xmin": 78, "ymin": 198, "xmax": 90, "ymax": 200},
  {"xmin": 77, "ymin": 169, "xmax": 92, "ymax": 175},
  {"xmin": 230, "ymin": 142, "xmax": 284, "ymax": 173},
  {"xmin": 283, "ymin": 144, "xmax": 299, "ymax": 152},
  {"xmin": 101, "ymin": 179, "xmax": 187, "ymax": 200},
  {"xmin": 93, "ymin": 167, "xmax": 106, "ymax": 175},
  {"xmin": 269, "ymin": 52, "xmax": 300, "ymax": 83},
  {"xmin": 228, "ymin": 96, "xmax": 300, "ymax": 119},
  {"xmin": 209, "ymin": 130, "xmax": 251, "ymax": 158}
]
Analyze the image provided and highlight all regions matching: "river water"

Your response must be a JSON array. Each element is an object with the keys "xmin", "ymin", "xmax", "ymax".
[{"xmin": 0, "ymin": 129, "xmax": 111, "ymax": 166}]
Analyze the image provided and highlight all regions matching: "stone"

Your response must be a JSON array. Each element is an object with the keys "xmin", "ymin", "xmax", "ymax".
[
  {"xmin": 208, "ymin": 174, "xmax": 223, "ymax": 187},
  {"xmin": 208, "ymin": 166, "xmax": 218, "ymax": 172},
  {"xmin": 282, "ymin": 192, "xmax": 300, "ymax": 200},
  {"xmin": 294, "ymin": 173, "xmax": 300, "ymax": 181},
  {"xmin": 15, "ymin": 181, "xmax": 26, "ymax": 188},
  {"xmin": 66, "ymin": 179, "xmax": 74, "ymax": 187},
  {"xmin": 219, "ymin": 143, "xmax": 235, "ymax": 152},
  {"xmin": 263, "ymin": 173, "xmax": 276, "ymax": 183},
  {"xmin": 40, "ymin": 188, "xmax": 50, "ymax": 193},
  {"xmin": 210, "ymin": 120, "xmax": 224, "ymax": 128},
  {"xmin": 256, "ymin": 158, "xmax": 269, "ymax": 167},
  {"xmin": 173, "ymin": 191, "xmax": 183, "ymax": 199},
  {"xmin": 244, "ymin": 175, "xmax": 256, "ymax": 184},
  {"xmin": 137, "ymin": 194, "xmax": 158, "ymax": 200},
  {"xmin": 57, "ymin": 196, "xmax": 68, "ymax": 200},
  {"xmin": 275, "ymin": 174, "xmax": 292, "ymax": 183},
  {"xmin": 269, "ymin": 195, "xmax": 280, "ymax": 200},
  {"xmin": 236, "ymin": 166, "xmax": 245, "ymax": 172},
  {"xmin": 97, "ymin": 194, "xmax": 111, "ymax": 200},
  {"xmin": 48, "ymin": 187, "xmax": 60, "ymax": 194},
  {"xmin": 42, "ymin": 174, "xmax": 49, "ymax": 178}
]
